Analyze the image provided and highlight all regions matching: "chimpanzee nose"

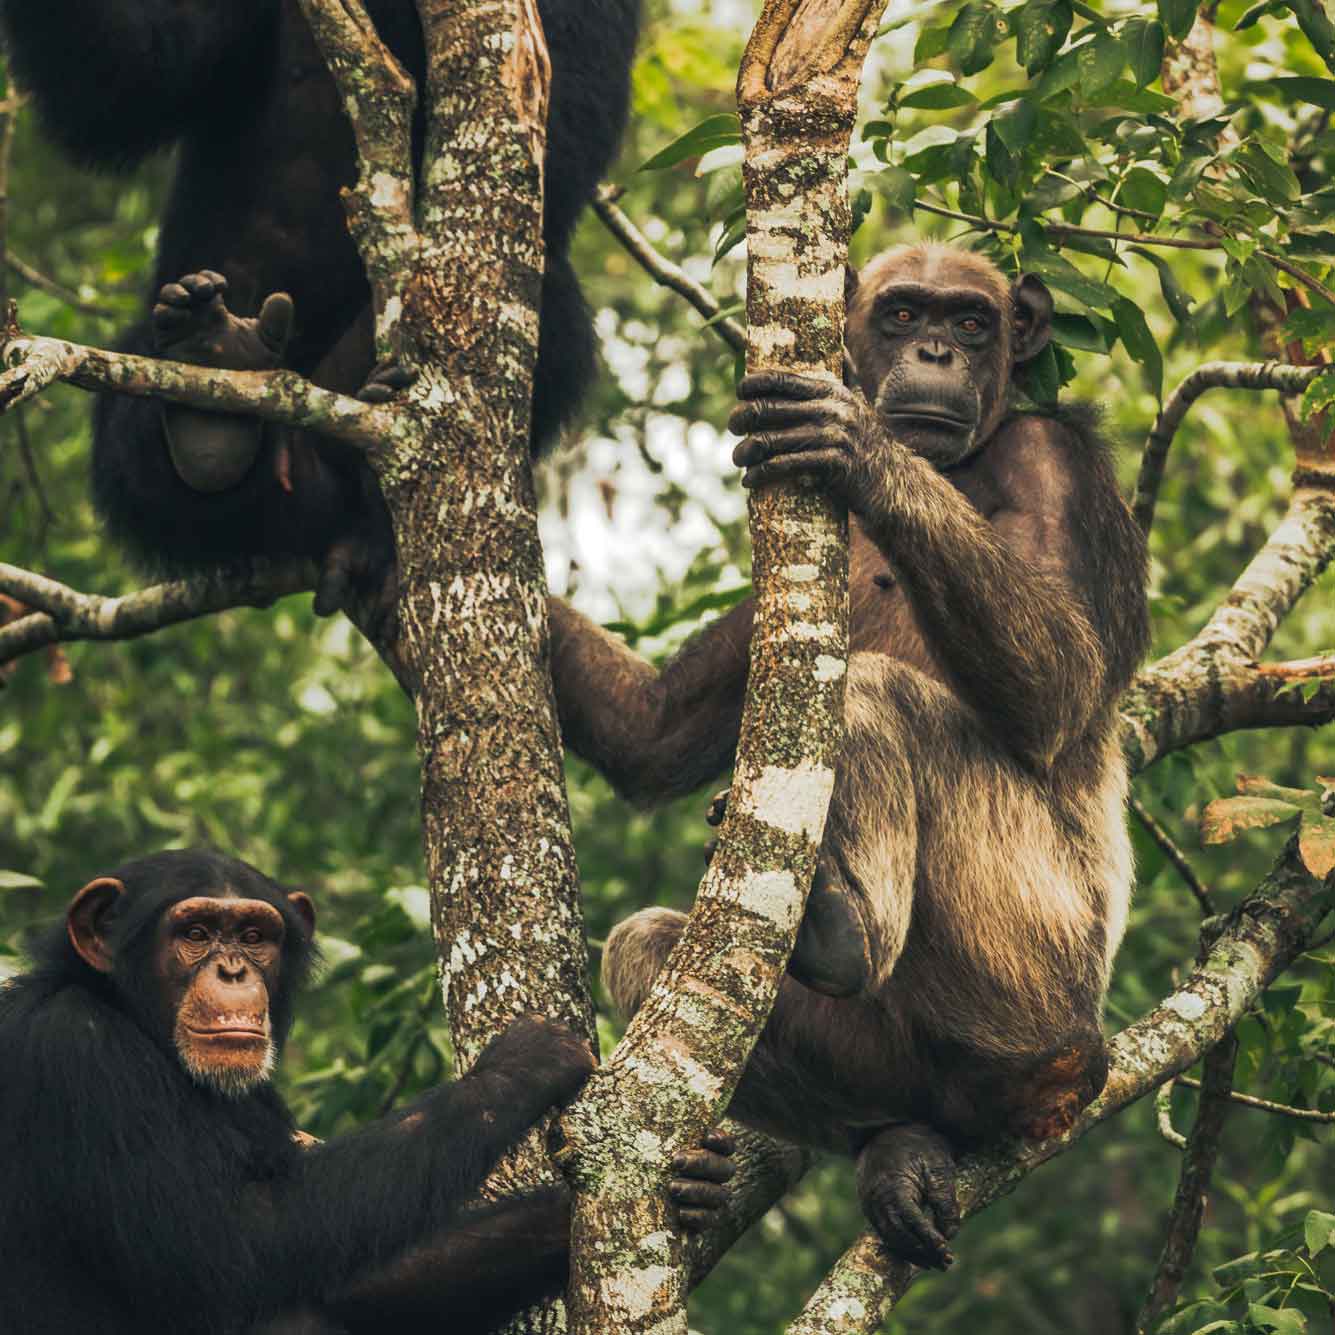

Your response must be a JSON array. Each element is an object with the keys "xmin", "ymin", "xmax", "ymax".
[
  {"xmin": 216, "ymin": 954, "xmax": 248, "ymax": 982},
  {"xmin": 917, "ymin": 340, "xmax": 953, "ymax": 365}
]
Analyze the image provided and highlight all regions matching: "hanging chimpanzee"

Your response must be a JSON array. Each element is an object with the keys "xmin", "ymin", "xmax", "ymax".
[
  {"xmin": 547, "ymin": 243, "xmax": 1150, "ymax": 1269},
  {"xmin": 0, "ymin": 0, "xmax": 641, "ymax": 616},
  {"xmin": 0, "ymin": 849, "xmax": 733, "ymax": 1334}
]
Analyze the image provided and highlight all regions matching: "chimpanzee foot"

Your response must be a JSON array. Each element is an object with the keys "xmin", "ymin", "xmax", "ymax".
[
  {"xmin": 856, "ymin": 1124, "xmax": 960, "ymax": 1270},
  {"xmin": 153, "ymin": 271, "xmax": 293, "ymax": 369},
  {"xmin": 154, "ymin": 273, "xmax": 294, "ymax": 492},
  {"xmin": 1007, "ymin": 1030, "xmax": 1108, "ymax": 1141},
  {"xmin": 788, "ymin": 869, "xmax": 872, "ymax": 998},
  {"xmin": 314, "ymin": 535, "xmax": 399, "ymax": 642},
  {"xmin": 357, "ymin": 360, "xmax": 418, "ymax": 405}
]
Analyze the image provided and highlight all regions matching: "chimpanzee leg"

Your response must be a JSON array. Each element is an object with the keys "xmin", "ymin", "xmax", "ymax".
[{"xmin": 603, "ymin": 908, "xmax": 919, "ymax": 1155}]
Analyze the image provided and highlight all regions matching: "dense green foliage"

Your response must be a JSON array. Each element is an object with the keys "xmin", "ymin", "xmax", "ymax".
[{"xmin": 2, "ymin": 0, "xmax": 1335, "ymax": 1329}]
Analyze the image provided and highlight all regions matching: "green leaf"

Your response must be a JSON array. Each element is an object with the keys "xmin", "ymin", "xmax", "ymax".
[
  {"xmin": 1230, "ymin": 141, "xmax": 1301, "ymax": 203},
  {"xmin": 1253, "ymin": 76, "xmax": 1335, "ymax": 108},
  {"xmin": 1123, "ymin": 17, "xmax": 1166, "ymax": 87},
  {"xmin": 1015, "ymin": 0, "xmax": 1073, "ymax": 74},
  {"xmin": 1304, "ymin": 1210, "xmax": 1335, "ymax": 1256},
  {"xmin": 1248, "ymin": 1304, "xmax": 1307, "ymax": 1334},
  {"xmin": 1076, "ymin": 32, "xmax": 1125, "ymax": 93},
  {"xmin": 877, "ymin": 165, "xmax": 918, "ymax": 213},
  {"xmin": 1159, "ymin": 0, "xmax": 1198, "ymax": 40},
  {"xmin": 900, "ymin": 81, "xmax": 979, "ymax": 109},
  {"xmin": 948, "ymin": 1, "xmax": 1006, "ymax": 74},
  {"xmin": 1120, "ymin": 166, "xmax": 1167, "ymax": 217},
  {"xmin": 1051, "ymin": 312, "xmax": 1110, "ymax": 351},
  {"xmin": 0, "ymin": 870, "xmax": 43, "ymax": 891},
  {"xmin": 1111, "ymin": 295, "xmax": 1163, "ymax": 397},
  {"xmin": 1018, "ymin": 343, "xmax": 1062, "ymax": 402},
  {"xmin": 1129, "ymin": 247, "xmax": 1196, "ymax": 324},
  {"xmin": 1281, "ymin": 302, "xmax": 1335, "ymax": 351},
  {"xmin": 1023, "ymin": 249, "xmax": 1120, "ymax": 309},
  {"xmin": 1235, "ymin": 0, "xmax": 1287, "ymax": 29},
  {"xmin": 915, "ymin": 23, "xmax": 953, "ymax": 61},
  {"xmin": 639, "ymin": 114, "xmax": 741, "ymax": 172},
  {"xmin": 1299, "ymin": 367, "xmax": 1335, "ymax": 421},
  {"xmin": 992, "ymin": 98, "xmax": 1038, "ymax": 151}
]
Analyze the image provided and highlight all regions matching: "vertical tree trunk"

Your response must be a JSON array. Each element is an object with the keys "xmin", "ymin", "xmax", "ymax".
[{"xmin": 556, "ymin": 4, "xmax": 886, "ymax": 1330}]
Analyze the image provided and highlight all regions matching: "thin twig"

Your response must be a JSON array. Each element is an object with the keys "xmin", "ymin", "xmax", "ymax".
[
  {"xmin": 6, "ymin": 253, "xmax": 119, "ymax": 320},
  {"xmin": 593, "ymin": 185, "xmax": 746, "ymax": 354},
  {"xmin": 1155, "ymin": 1081, "xmax": 1188, "ymax": 1150},
  {"xmin": 1175, "ymin": 1074, "xmax": 1335, "ymax": 1122},
  {"xmin": 912, "ymin": 200, "xmax": 1335, "ymax": 308},
  {"xmin": 1133, "ymin": 362, "xmax": 1323, "ymax": 533},
  {"xmin": 1136, "ymin": 1034, "xmax": 1239, "ymax": 1335},
  {"xmin": 13, "ymin": 408, "xmax": 53, "ymax": 549},
  {"xmin": 1131, "ymin": 795, "xmax": 1216, "ymax": 914}
]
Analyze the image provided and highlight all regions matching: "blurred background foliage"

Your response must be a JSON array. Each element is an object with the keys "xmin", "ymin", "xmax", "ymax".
[{"xmin": 2, "ymin": 0, "xmax": 1335, "ymax": 1329}]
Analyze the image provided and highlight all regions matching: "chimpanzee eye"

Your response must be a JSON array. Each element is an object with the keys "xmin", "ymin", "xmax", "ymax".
[
  {"xmin": 893, "ymin": 307, "xmax": 913, "ymax": 323},
  {"xmin": 185, "ymin": 925, "xmax": 209, "ymax": 943},
  {"xmin": 240, "ymin": 928, "xmax": 263, "ymax": 946}
]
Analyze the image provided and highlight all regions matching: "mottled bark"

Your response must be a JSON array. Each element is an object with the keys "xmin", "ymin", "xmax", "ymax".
[
  {"xmin": 554, "ymin": 4, "xmax": 890, "ymax": 1331},
  {"xmin": 0, "ymin": 333, "xmax": 387, "ymax": 447},
  {"xmin": 786, "ymin": 843, "xmax": 1333, "ymax": 1334}
]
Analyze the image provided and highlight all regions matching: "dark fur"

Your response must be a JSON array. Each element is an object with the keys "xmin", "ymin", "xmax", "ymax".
[
  {"xmin": 0, "ymin": 850, "xmax": 588, "ymax": 1334},
  {"xmin": 1, "ymin": 0, "xmax": 640, "ymax": 579},
  {"xmin": 552, "ymin": 245, "xmax": 1150, "ymax": 1264}
]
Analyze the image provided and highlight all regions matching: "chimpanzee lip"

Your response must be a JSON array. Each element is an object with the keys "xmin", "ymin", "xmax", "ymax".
[
  {"xmin": 187, "ymin": 1024, "xmax": 267, "ymax": 1039},
  {"xmin": 886, "ymin": 407, "xmax": 971, "ymax": 428}
]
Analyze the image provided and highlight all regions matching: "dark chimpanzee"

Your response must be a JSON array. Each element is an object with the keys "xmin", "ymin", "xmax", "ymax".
[
  {"xmin": 0, "ymin": 0, "xmax": 641, "ymax": 615},
  {"xmin": 546, "ymin": 243, "xmax": 1150, "ymax": 1268},
  {"xmin": 0, "ymin": 849, "xmax": 733, "ymax": 1334}
]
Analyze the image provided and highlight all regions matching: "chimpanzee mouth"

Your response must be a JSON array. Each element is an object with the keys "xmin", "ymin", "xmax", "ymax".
[
  {"xmin": 885, "ymin": 408, "xmax": 972, "ymax": 431},
  {"xmin": 187, "ymin": 1023, "xmax": 267, "ymax": 1040}
]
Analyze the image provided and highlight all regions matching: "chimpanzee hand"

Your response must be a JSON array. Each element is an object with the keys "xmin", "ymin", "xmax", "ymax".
[
  {"xmin": 670, "ymin": 1127, "xmax": 736, "ymax": 1232},
  {"xmin": 357, "ymin": 360, "xmax": 418, "ymax": 405},
  {"xmin": 856, "ymin": 1123, "xmax": 961, "ymax": 1270},
  {"xmin": 702, "ymin": 788, "xmax": 729, "ymax": 866},
  {"xmin": 152, "ymin": 271, "xmax": 293, "ymax": 371},
  {"xmin": 471, "ymin": 1013, "xmax": 597, "ymax": 1120},
  {"xmin": 729, "ymin": 372, "xmax": 880, "ymax": 505}
]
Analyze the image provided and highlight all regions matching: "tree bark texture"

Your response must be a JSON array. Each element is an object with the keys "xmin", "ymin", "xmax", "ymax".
[
  {"xmin": 554, "ymin": 4, "xmax": 891, "ymax": 1330},
  {"xmin": 787, "ymin": 842, "xmax": 1332, "ymax": 1333}
]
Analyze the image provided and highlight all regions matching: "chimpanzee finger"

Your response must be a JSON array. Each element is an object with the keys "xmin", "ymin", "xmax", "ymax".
[
  {"xmin": 358, "ymin": 360, "xmax": 419, "ymax": 404},
  {"xmin": 742, "ymin": 449, "xmax": 848, "ymax": 490},
  {"xmin": 703, "ymin": 835, "xmax": 718, "ymax": 867},
  {"xmin": 701, "ymin": 1127, "xmax": 736, "ymax": 1156},
  {"xmin": 737, "ymin": 371, "xmax": 833, "ymax": 402},
  {"xmin": 923, "ymin": 1160, "xmax": 961, "ymax": 1241},
  {"xmin": 257, "ymin": 293, "xmax": 295, "ymax": 353},
  {"xmin": 868, "ymin": 1186, "xmax": 954, "ymax": 1270},
  {"xmin": 157, "ymin": 283, "xmax": 192, "ymax": 308},
  {"xmin": 198, "ymin": 270, "xmax": 229, "ymax": 293},
  {"xmin": 705, "ymin": 790, "xmax": 729, "ymax": 827},
  {"xmin": 728, "ymin": 396, "xmax": 827, "ymax": 437},
  {"xmin": 314, "ymin": 549, "xmax": 356, "ymax": 619},
  {"xmin": 677, "ymin": 1207, "xmax": 723, "ymax": 1233},
  {"xmin": 179, "ymin": 272, "xmax": 220, "ymax": 299},
  {"xmin": 733, "ymin": 426, "xmax": 848, "ymax": 468},
  {"xmin": 672, "ymin": 1146, "xmax": 736, "ymax": 1183},
  {"xmin": 669, "ymin": 1179, "xmax": 731, "ymax": 1211}
]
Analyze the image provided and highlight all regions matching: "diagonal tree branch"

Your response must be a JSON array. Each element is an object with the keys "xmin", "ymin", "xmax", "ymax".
[{"xmin": 787, "ymin": 842, "xmax": 1332, "ymax": 1334}]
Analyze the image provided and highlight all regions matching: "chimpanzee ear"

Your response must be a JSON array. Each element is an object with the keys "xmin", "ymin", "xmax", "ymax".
[
  {"xmin": 1011, "ymin": 273, "xmax": 1053, "ymax": 365},
  {"xmin": 67, "ymin": 878, "xmax": 125, "ymax": 973},
  {"xmin": 286, "ymin": 891, "xmax": 317, "ymax": 939}
]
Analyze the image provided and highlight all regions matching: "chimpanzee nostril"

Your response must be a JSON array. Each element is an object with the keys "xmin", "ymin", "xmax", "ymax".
[{"xmin": 916, "ymin": 340, "xmax": 953, "ymax": 365}]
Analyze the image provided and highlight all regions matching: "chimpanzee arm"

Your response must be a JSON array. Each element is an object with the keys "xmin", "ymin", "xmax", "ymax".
[
  {"xmin": 733, "ymin": 376, "xmax": 1111, "ymax": 771},
  {"xmin": 548, "ymin": 596, "xmax": 754, "ymax": 805},
  {"xmin": 0, "ymin": 2, "xmax": 277, "ymax": 166},
  {"xmin": 322, "ymin": 1188, "xmax": 571, "ymax": 1332}
]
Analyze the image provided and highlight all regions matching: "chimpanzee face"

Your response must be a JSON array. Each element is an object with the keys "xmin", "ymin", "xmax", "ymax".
[
  {"xmin": 845, "ymin": 245, "xmax": 1053, "ymax": 469},
  {"xmin": 155, "ymin": 896, "xmax": 290, "ymax": 1098},
  {"xmin": 67, "ymin": 873, "xmax": 316, "ymax": 1100}
]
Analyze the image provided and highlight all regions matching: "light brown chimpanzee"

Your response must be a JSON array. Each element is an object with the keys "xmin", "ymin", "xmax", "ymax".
[{"xmin": 548, "ymin": 244, "xmax": 1150, "ymax": 1268}]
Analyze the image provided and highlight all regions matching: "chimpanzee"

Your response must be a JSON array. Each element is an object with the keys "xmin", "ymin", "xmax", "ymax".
[
  {"xmin": 0, "ymin": 849, "xmax": 733, "ymax": 1334},
  {"xmin": 0, "ymin": 0, "xmax": 641, "ymax": 614},
  {"xmin": 547, "ymin": 243, "xmax": 1150, "ymax": 1268}
]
